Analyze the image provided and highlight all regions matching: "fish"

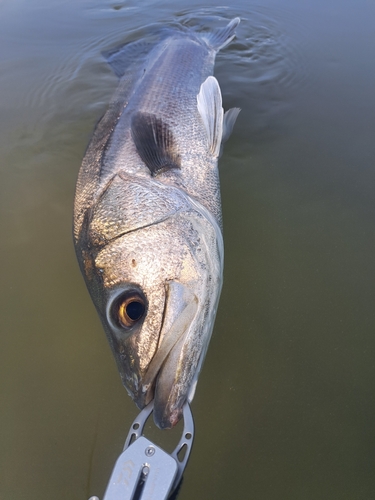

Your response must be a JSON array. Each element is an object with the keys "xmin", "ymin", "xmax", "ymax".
[{"xmin": 73, "ymin": 17, "xmax": 240, "ymax": 429}]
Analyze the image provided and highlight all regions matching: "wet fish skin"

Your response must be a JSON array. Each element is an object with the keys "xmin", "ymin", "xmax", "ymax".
[{"xmin": 74, "ymin": 18, "xmax": 240, "ymax": 428}]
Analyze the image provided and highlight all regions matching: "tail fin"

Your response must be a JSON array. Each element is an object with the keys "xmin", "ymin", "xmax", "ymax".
[{"xmin": 203, "ymin": 17, "xmax": 240, "ymax": 51}]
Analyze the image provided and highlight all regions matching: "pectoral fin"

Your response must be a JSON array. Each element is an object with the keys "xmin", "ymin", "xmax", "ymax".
[{"xmin": 131, "ymin": 112, "xmax": 181, "ymax": 176}]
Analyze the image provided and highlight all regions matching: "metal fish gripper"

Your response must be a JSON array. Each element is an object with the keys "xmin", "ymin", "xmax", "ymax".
[{"xmin": 89, "ymin": 401, "xmax": 194, "ymax": 500}]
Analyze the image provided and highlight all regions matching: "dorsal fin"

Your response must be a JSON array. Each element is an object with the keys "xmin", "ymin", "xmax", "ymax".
[
  {"xmin": 202, "ymin": 17, "xmax": 240, "ymax": 51},
  {"xmin": 197, "ymin": 76, "xmax": 224, "ymax": 158},
  {"xmin": 103, "ymin": 27, "xmax": 180, "ymax": 79},
  {"xmin": 102, "ymin": 39, "xmax": 155, "ymax": 79},
  {"xmin": 131, "ymin": 112, "xmax": 181, "ymax": 176}
]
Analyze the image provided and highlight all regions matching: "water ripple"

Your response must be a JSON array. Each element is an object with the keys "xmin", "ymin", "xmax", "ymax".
[{"xmin": 20, "ymin": 4, "xmax": 313, "ymax": 141}]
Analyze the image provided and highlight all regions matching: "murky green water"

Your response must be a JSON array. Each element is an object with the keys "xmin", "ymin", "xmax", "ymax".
[{"xmin": 1, "ymin": 0, "xmax": 375, "ymax": 498}]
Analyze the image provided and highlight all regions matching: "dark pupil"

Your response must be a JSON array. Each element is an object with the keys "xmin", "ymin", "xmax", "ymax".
[{"xmin": 126, "ymin": 300, "xmax": 145, "ymax": 321}]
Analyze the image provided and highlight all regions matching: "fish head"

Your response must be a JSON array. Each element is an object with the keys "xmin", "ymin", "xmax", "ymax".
[{"xmin": 79, "ymin": 196, "xmax": 223, "ymax": 429}]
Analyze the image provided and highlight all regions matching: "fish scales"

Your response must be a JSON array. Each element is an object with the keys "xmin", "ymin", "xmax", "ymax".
[
  {"xmin": 101, "ymin": 37, "xmax": 220, "ymax": 224},
  {"xmin": 74, "ymin": 18, "xmax": 240, "ymax": 428}
]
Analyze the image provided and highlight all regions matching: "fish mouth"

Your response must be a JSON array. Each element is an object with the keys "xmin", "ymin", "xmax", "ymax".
[{"xmin": 140, "ymin": 281, "xmax": 198, "ymax": 429}]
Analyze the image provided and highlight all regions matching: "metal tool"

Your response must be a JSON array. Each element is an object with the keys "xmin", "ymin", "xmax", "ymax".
[{"xmin": 89, "ymin": 401, "xmax": 194, "ymax": 500}]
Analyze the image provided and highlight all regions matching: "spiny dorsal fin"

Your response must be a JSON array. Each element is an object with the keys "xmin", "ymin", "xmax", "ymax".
[
  {"xmin": 222, "ymin": 107, "xmax": 241, "ymax": 143},
  {"xmin": 197, "ymin": 76, "xmax": 224, "ymax": 158},
  {"xmin": 202, "ymin": 17, "xmax": 240, "ymax": 52},
  {"xmin": 131, "ymin": 112, "xmax": 181, "ymax": 176}
]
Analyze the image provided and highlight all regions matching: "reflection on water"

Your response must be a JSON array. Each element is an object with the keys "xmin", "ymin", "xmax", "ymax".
[{"xmin": 1, "ymin": 0, "xmax": 374, "ymax": 499}]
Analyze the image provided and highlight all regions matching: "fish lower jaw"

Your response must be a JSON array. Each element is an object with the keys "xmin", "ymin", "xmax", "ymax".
[
  {"xmin": 126, "ymin": 368, "xmax": 185, "ymax": 429},
  {"xmin": 154, "ymin": 403, "xmax": 183, "ymax": 430}
]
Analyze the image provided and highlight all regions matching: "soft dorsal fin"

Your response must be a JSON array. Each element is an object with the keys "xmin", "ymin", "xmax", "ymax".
[
  {"xmin": 103, "ymin": 39, "xmax": 155, "ymax": 79},
  {"xmin": 203, "ymin": 17, "xmax": 240, "ymax": 52},
  {"xmin": 222, "ymin": 107, "xmax": 241, "ymax": 143},
  {"xmin": 197, "ymin": 76, "xmax": 224, "ymax": 158},
  {"xmin": 131, "ymin": 112, "xmax": 181, "ymax": 176}
]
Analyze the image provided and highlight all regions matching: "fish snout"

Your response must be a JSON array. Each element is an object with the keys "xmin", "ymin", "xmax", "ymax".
[{"xmin": 140, "ymin": 281, "xmax": 199, "ymax": 428}]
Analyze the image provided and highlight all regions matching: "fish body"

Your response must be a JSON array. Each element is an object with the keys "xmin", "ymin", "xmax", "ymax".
[{"xmin": 74, "ymin": 18, "xmax": 240, "ymax": 428}]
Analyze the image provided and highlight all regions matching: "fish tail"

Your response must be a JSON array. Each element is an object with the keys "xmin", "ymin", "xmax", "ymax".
[{"xmin": 202, "ymin": 17, "xmax": 240, "ymax": 52}]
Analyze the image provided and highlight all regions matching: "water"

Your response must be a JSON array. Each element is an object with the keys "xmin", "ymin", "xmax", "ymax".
[{"xmin": 1, "ymin": 0, "xmax": 374, "ymax": 498}]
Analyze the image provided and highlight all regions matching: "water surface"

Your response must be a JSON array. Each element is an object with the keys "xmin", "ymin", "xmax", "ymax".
[{"xmin": 1, "ymin": 0, "xmax": 375, "ymax": 498}]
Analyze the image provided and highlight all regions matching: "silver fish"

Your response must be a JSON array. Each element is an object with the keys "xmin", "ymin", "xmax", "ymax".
[{"xmin": 73, "ymin": 18, "xmax": 240, "ymax": 428}]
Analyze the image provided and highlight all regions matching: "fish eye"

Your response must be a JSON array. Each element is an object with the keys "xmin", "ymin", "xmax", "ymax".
[{"xmin": 113, "ymin": 291, "xmax": 147, "ymax": 329}]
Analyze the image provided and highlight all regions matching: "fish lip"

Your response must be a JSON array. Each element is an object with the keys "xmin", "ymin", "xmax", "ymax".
[
  {"xmin": 137, "ymin": 285, "xmax": 199, "ymax": 428},
  {"xmin": 123, "ymin": 344, "xmax": 178, "ymax": 418},
  {"xmin": 138, "ymin": 323, "xmax": 186, "ymax": 405},
  {"xmin": 154, "ymin": 401, "xmax": 183, "ymax": 430},
  {"xmin": 142, "ymin": 345, "xmax": 185, "ymax": 429}
]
